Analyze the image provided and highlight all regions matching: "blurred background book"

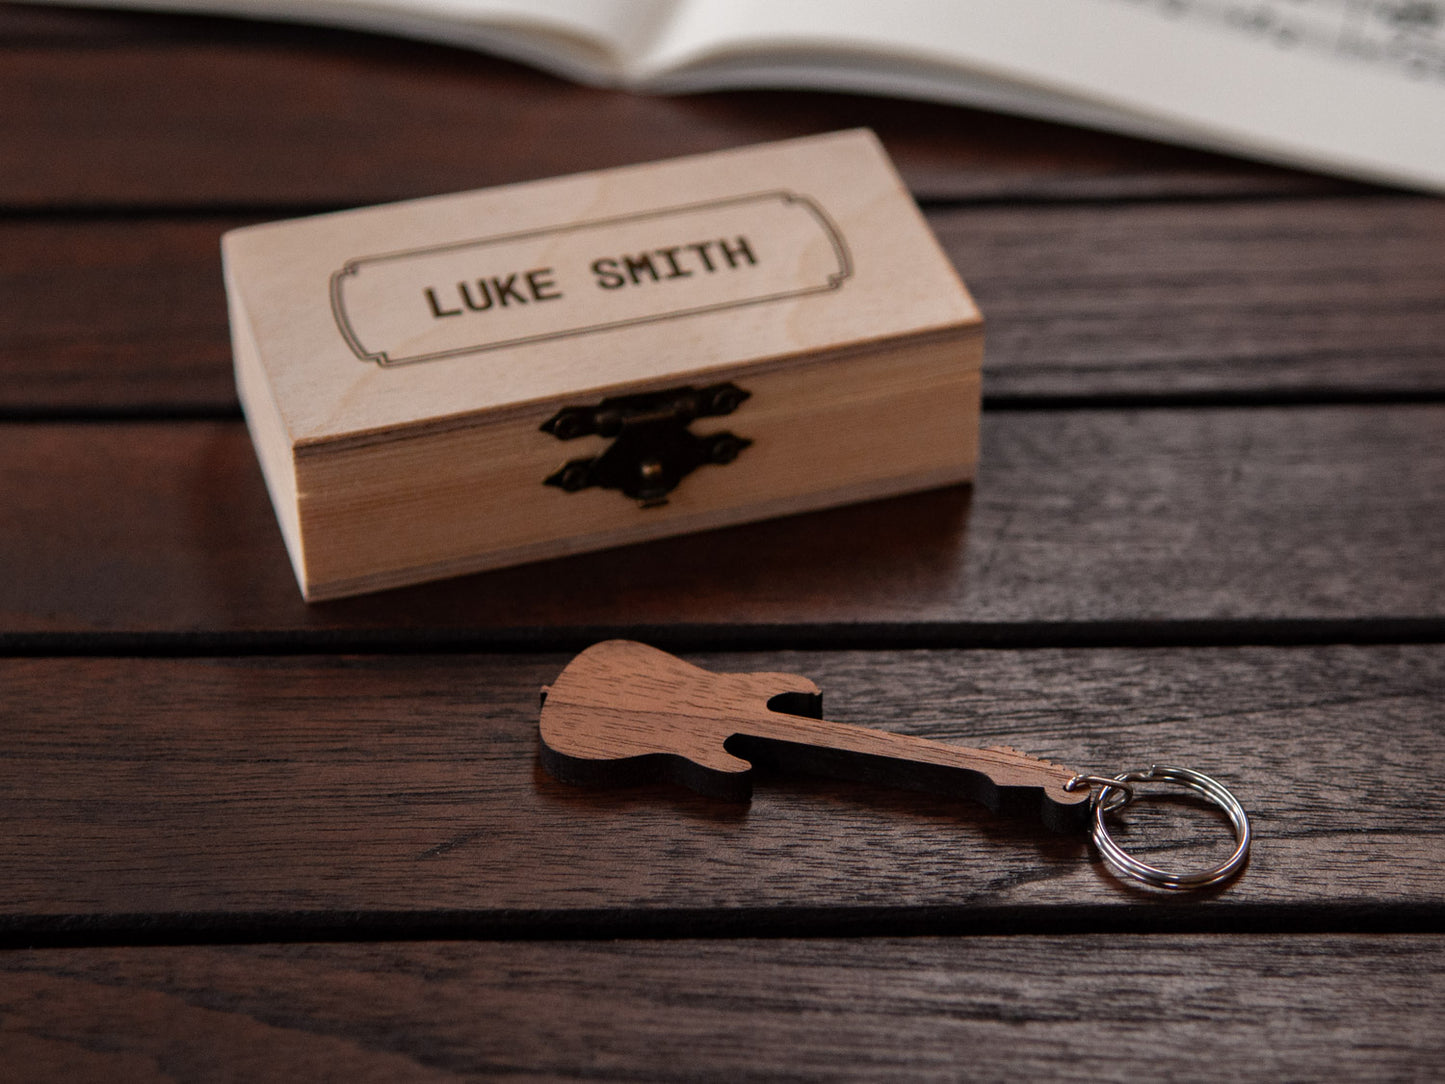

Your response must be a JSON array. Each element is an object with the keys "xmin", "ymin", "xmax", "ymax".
[{"xmin": 19, "ymin": 0, "xmax": 1445, "ymax": 192}]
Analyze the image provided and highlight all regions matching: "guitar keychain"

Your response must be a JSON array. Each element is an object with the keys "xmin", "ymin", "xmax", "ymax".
[{"xmin": 539, "ymin": 640, "xmax": 1251, "ymax": 890}]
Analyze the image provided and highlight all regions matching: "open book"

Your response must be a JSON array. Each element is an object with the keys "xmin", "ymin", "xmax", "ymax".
[{"xmin": 34, "ymin": 0, "xmax": 1445, "ymax": 192}]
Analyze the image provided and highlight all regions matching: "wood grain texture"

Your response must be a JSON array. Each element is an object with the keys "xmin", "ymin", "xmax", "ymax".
[
  {"xmin": 3, "ymin": 5, "xmax": 1439, "ymax": 1075},
  {"xmin": 944, "ymin": 197, "xmax": 1445, "ymax": 399},
  {"xmin": 538, "ymin": 639, "xmax": 1088, "ymax": 822},
  {"xmin": 2, "ymin": 934, "xmax": 1442, "ymax": 1082},
  {"xmin": 284, "ymin": 339, "xmax": 980, "ymax": 601},
  {"xmin": 224, "ymin": 130, "xmax": 982, "ymax": 598},
  {"xmin": 1, "ymin": 647, "xmax": 1440, "ymax": 928},
  {"xmin": 227, "ymin": 129, "xmax": 976, "ymax": 441},
  {"xmin": 2, "ymin": 406, "xmax": 1440, "ymax": 637},
  {"xmin": 7, "ymin": 197, "xmax": 1443, "ymax": 414},
  {"xmin": 0, "ymin": 218, "xmax": 236, "ymax": 411},
  {"xmin": 0, "ymin": 12, "xmax": 1351, "ymax": 210}
]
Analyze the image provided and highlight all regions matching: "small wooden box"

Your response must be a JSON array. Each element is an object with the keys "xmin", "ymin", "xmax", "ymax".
[{"xmin": 223, "ymin": 130, "xmax": 982, "ymax": 600}]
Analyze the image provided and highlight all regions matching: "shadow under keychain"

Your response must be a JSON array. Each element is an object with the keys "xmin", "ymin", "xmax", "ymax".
[{"xmin": 538, "ymin": 641, "xmax": 1251, "ymax": 891}]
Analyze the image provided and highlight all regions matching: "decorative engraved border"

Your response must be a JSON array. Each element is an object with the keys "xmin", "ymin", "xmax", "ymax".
[{"xmin": 329, "ymin": 191, "xmax": 853, "ymax": 367}]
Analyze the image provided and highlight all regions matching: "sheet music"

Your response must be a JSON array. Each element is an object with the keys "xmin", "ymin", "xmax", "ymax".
[{"xmin": 1101, "ymin": 0, "xmax": 1444, "ymax": 82}]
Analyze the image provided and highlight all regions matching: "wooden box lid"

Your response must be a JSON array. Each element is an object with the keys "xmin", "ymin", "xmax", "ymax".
[{"xmin": 223, "ymin": 129, "xmax": 983, "ymax": 600}]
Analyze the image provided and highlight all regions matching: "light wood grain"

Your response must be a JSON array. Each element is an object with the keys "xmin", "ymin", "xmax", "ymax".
[
  {"xmin": 224, "ymin": 130, "xmax": 980, "ymax": 597},
  {"xmin": 1, "ymin": 647, "xmax": 1440, "ymax": 929},
  {"xmin": 1, "ymin": 406, "xmax": 1439, "ymax": 636},
  {"xmin": 289, "ymin": 336, "xmax": 978, "ymax": 599},
  {"xmin": 2, "ymin": 935, "xmax": 1442, "ymax": 1081},
  {"xmin": 226, "ymin": 131, "xmax": 976, "ymax": 442}
]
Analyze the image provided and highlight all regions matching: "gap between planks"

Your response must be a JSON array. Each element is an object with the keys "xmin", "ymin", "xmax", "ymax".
[
  {"xmin": 3, "ymin": 617, "xmax": 1445, "ymax": 659},
  {"xmin": 0, "ymin": 185, "xmax": 1408, "ymax": 222},
  {"xmin": 5, "ymin": 901, "xmax": 1445, "ymax": 951},
  {"xmin": 6, "ymin": 389, "xmax": 1445, "ymax": 426}
]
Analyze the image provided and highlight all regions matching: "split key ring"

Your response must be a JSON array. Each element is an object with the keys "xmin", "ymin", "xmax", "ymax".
[{"xmin": 1069, "ymin": 765, "xmax": 1252, "ymax": 890}]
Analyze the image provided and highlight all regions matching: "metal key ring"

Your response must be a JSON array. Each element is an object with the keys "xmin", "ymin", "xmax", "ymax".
[{"xmin": 1091, "ymin": 765, "xmax": 1251, "ymax": 890}]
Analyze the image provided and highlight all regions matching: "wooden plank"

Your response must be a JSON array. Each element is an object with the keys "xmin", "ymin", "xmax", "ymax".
[
  {"xmin": 944, "ymin": 197, "xmax": 1445, "ymax": 400},
  {"xmin": 0, "ymin": 2, "xmax": 222, "ymax": 41},
  {"xmin": 1, "ymin": 647, "xmax": 1440, "ymax": 930},
  {"xmin": 0, "ymin": 218, "xmax": 235, "ymax": 411},
  {"xmin": 6, "ymin": 197, "xmax": 1444, "ymax": 414},
  {"xmin": 2, "ymin": 406, "xmax": 1441, "ymax": 637},
  {"xmin": 0, "ymin": 27, "xmax": 1353, "ymax": 210},
  {"xmin": 2, "ymin": 934, "xmax": 1442, "ymax": 1080}
]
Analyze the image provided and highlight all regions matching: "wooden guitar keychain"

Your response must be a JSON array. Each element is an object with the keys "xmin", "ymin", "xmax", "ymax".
[{"xmin": 539, "ymin": 640, "xmax": 1251, "ymax": 890}]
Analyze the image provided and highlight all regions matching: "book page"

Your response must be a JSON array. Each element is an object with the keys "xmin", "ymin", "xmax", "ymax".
[
  {"xmin": 21, "ymin": 0, "xmax": 678, "ymax": 82},
  {"xmin": 641, "ymin": 0, "xmax": 1445, "ymax": 192}
]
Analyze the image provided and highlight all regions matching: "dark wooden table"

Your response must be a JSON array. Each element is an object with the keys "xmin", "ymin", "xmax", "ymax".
[{"xmin": 3, "ymin": 5, "xmax": 1443, "ymax": 1079}]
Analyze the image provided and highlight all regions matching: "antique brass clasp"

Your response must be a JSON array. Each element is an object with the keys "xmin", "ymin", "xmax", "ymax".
[{"xmin": 540, "ymin": 382, "xmax": 752, "ymax": 507}]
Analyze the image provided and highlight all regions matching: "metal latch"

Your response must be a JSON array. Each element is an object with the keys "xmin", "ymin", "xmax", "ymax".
[{"xmin": 541, "ymin": 382, "xmax": 752, "ymax": 507}]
